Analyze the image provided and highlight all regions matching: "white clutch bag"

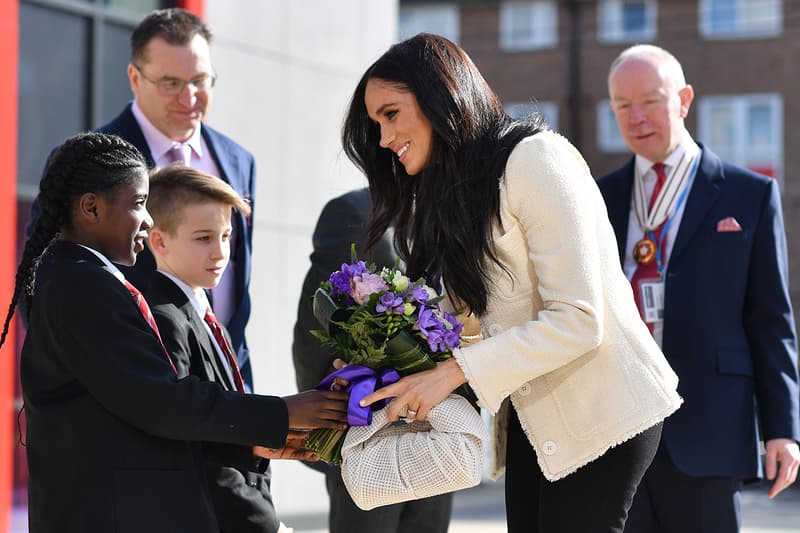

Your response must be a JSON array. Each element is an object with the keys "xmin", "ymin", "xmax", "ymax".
[{"xmin": 340, "ymin": 394, "xmax": 489, "ymax": 510}]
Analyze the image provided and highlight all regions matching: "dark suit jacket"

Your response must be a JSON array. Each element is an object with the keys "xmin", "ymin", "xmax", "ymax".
[
  {"xmin": 597, "ymin": 144, "xmax": 800, "ymax": 480},
  {"xmin": 27, "ymin": 102, "xmax": 257, "ymax": 388},
  {"xmin": 21, "ymin": 241, "xmax": 287, "ymax": 533},
  {"xmin": 146, "ymin": 271, "xmax": 278, "ymax": 533},
  {"xmin": 291, "ymin": 189, "xmax": 454, "ymax": 533},
  {"xmin": 292, "ymin": 188, "xmax": 396, "ymax": 393}
]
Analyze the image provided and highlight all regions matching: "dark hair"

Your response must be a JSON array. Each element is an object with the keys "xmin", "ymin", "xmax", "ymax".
[
  {"xmin": 342, "ymin": 33, "xmax": 544, "ymax": 315},
  {"xmin": 0, "ymin": 132, "xmax": 147, "ymax": 348},
  {"xmin": 131, "ymin": 8, "xmax": 212, "ymax": 65},
  {"xmin": 148, "ymin": 165, "xmax": 250, "ymax": 234}
]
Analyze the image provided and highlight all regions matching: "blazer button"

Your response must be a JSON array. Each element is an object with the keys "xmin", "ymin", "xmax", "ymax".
[
  {"xmin": 488, "ymin": 324, "xmax": 502, "ymax": 336},
  {"xmin": 518, "ymin": 383, "xmax": 531, "ymax": 396},
  {"xmin": 542, "ymin": 440, "xmax": 558, "ymax": 456}
]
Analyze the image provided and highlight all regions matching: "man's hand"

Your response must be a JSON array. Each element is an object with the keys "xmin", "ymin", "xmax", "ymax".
[
  {"xmin": 283, "ymin": 389, "xmax": 349, "ymax": 430},
  {"xmin": 765, "ymin": 438, "xmax": 800, "ymax": 498},
  {"xmin": 253, "ymin": 430, "xmax": 317, "ymax": 461}
]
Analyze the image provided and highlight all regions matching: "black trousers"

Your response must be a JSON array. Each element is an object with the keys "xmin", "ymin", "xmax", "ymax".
[
  {"xmin": 325, "ymin": 466, "xmax": 453, "ymax": 533},
  {"xmin": 625, "ymin": 442, "xmax": 742, "ymax": 533},
  {"xmin": 505, "ymin": 408, "xmax": 662, "ymax": 533}
]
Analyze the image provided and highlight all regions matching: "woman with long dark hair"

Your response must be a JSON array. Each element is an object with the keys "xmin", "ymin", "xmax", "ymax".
[{"xmin": 349, "ymin": 34, "xmax": 682, "ymax": 533}]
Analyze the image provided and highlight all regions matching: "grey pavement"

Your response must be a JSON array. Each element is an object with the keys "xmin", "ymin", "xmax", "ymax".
[
  {"xmin": 279, "ymin": 480, "xmax": 800, "ymax": 533},
  {"xmin": 11, "ymin": 479, "xmax": 800, "ymax": 532}
]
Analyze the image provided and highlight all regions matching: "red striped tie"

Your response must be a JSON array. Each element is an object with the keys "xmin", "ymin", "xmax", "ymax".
[
  {"xmin": 631, "ymin": 163, "xmax": 668, "ymax": 335},
  {"xmin": 203, "ymin": 307, "xmax": 246, "ymax": 393},
  {"xmin": 123, "ymin": 280, "xmax": 178, "ymax": 375}
]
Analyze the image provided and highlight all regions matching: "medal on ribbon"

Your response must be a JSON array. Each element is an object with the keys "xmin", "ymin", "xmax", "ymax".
[{"xmin": 633, "ymin": 238, "xmax": 657, "ymax": 265}]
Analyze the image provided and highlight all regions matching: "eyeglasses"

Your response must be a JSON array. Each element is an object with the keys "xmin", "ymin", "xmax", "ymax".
[{"xmin": 134, "ymin": 64, "xmax": 216, "ymax": 96}]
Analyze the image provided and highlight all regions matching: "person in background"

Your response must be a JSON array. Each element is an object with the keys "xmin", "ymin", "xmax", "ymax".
[
  {"xmin": 598, "ymin": 44, "xmax": 800, "ymax": 532},
  {"xmin": 292, "ymin": 187, "xmax": 454, "ymax": 533}
]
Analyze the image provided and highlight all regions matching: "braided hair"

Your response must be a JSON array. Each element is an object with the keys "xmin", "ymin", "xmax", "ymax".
[{"xmin": 0, "ymin": 132, "xmax": 147, "ymax": 349}]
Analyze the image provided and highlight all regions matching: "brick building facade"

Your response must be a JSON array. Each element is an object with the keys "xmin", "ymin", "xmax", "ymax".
[{"xmin": 400, "ymin": 0, "xmax": 800, "ymax": 318}]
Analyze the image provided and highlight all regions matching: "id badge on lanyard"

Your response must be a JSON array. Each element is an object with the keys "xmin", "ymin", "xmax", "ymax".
[{"xmin": 636, "ymin": 278, "xmax": 664, "ymax": 323}]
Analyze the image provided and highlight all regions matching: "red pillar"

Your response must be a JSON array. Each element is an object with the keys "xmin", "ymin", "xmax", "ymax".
[
  {"xmin": 0, "ymin": 1, "xmax": 19, "ymax": 531},
  {"xmin": 178, "ymin": 0, "xmax": 205, "ymax": 19}
]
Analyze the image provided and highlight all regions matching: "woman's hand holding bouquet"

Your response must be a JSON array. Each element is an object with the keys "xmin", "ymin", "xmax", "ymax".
[{"xmin": 304, "ymin": 247, "xmax": 464, "ymax": 464}]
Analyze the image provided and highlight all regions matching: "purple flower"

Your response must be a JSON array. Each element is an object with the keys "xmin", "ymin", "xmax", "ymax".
[
  {"xmin": 375, "ymin": 292, "xmax": 405, "ymax": 314},
  {"xmin": 414, "ymin": 308, "xmax": 463, "ymax": 352},
  {"xmin": 409, "ymin": 284, "xmax": 431, "ymax": 303},
  {"xmin": 328, "ymin": 261, "xmax": 369, "ymax": 297},
  {"xmin": 352, "ymin": 273, "xmax": 389, "ymax": 304},
  {"xmin": 328, "ymin": 271, "xmax": 352, "ymax": 296},
  {"xmin": 423, "ymin": 328, "xmax": 448, "ymax": 353},
  {"xmin": 442, "ymin": 329, "xmax": 461, "ymax": 349},
  {"xmin": 343, "ymin": 261, "xmax": 368, "ymax": 278},
  {"xmin": 415, "ymin": 307, "xmax": 439, "ymax": 330},
  {"xmin": 443, "ymin": 312, "xmax": 464, "ymax": 336}
]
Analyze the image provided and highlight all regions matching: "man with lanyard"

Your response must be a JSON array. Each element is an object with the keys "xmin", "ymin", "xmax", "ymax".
[{"xmin": 598, "ymin": 44, "xmax": 800, "ymax": 532}]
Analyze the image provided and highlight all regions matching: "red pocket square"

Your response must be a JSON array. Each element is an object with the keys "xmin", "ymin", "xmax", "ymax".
[{"xmin": 716, "ymin": 217, "xmax": 742, "ymax": 232}]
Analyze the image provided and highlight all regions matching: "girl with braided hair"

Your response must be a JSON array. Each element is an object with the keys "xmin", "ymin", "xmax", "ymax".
[{"xmin": 2, "ymin": 131, "xmax": 348, "ymax": 533}]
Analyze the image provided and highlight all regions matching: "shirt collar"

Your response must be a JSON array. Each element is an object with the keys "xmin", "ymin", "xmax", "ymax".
[
  {"xmin": 131, "ymin": 100, "xmax": 204, "ymax": 162},
  {"xmin": 634, "ymin": 130, "xmax": 700, "ymax": 181},
  {"xmin": 75, "ymin": 244, "xmax": 125, "ymax": 282},
  {"xmin": 156, "ymin": 270, "xmax": 209, "ymax": 320}
]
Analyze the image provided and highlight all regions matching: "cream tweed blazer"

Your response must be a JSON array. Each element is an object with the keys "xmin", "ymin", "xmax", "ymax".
[{"xmin": 453, "ymin": 130, "xmax": 682, "ymax": 481}]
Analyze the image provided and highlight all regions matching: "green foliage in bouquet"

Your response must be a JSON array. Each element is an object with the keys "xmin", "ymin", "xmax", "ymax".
[{"xmin": 304, "ymin": 246, "xmax": 464, "ymax": 463}]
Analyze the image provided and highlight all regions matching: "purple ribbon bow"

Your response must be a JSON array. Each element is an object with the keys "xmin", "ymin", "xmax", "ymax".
[{"xmin": 316, "ymin": 365, "xmax": 400, "ymax": 426}]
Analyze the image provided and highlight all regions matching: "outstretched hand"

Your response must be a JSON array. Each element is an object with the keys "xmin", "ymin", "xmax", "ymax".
[
  {"xmin": 253, "ymin": 430, "xmax": 317, "ymax": 461},
  {"xmin": 358, "ymin": 358, "xmax": 467, "ymax": 422},
  {"xmin": 283, "ymin": 389, "xmax": 349, "ymax": 430}
]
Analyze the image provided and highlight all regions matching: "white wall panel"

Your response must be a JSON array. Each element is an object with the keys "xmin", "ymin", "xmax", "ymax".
[{"xmin": 206, "ymin": 0, "xmax": 396, "ymax": 519}]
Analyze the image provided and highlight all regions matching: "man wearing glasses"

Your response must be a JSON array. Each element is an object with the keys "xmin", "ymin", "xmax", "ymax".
[
  {"xmin": 27, "ymin": 7, "xmax": 281, "ymax": 533},
  {"xmin": 116, "ymin": 8, "xmax": 256, "ymax": 399}
]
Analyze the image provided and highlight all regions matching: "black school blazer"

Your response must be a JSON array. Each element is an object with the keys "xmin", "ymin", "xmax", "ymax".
[{"xmin": 20, "ymin": 241, "xmax": 287, "ymax": 533}]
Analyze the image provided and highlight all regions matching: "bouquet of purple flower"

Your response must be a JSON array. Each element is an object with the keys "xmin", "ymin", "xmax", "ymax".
[{"xmin": 305, "ymin": 248, "xmax": 464, "ymax": 463}]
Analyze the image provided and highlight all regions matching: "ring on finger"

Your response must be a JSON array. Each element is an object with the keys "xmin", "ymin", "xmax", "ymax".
[{"xmin": 407, "ymin": 409, "xmax": 417, "ymax": 418}]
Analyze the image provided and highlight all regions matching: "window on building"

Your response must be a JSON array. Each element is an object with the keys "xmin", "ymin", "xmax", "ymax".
[
  {"xmin": 505, "ymin": 101, "xmax": 559, "ymax": 131},
  {"xmin": 598, "ymin": 0, "xmax": 656, "ymax": 43},
  {"xmin": 398, "ymin": 4, "xmax": 460, "ymax": 43},
  {"xmin": 596, "ymin": 100, "xmax": 629, "ymax": 153},
  {"xmin": 18, "ymin": 0, "xmax": 162, "ymax": 199},
  {"xmin": 499, "ymin": 1, "xmax": 557, "ymax": 51},
  {"xmin": 699, "ymin": 0, "xmax": 781, "ymax": 39},
  {"xmin": 697, "ymin": 94, "xmax": 783, "ymax": 183}
]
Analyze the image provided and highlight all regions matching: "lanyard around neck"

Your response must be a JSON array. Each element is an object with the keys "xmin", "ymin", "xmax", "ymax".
[{"xmin": 649, "ymin": 154, "xmax": 700, "ymax": 277}]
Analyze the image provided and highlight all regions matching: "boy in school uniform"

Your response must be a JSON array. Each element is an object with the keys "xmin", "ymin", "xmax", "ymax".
[{"xmin": 144, "ymin": 165, "xmax": 294, "ymax": 533}]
